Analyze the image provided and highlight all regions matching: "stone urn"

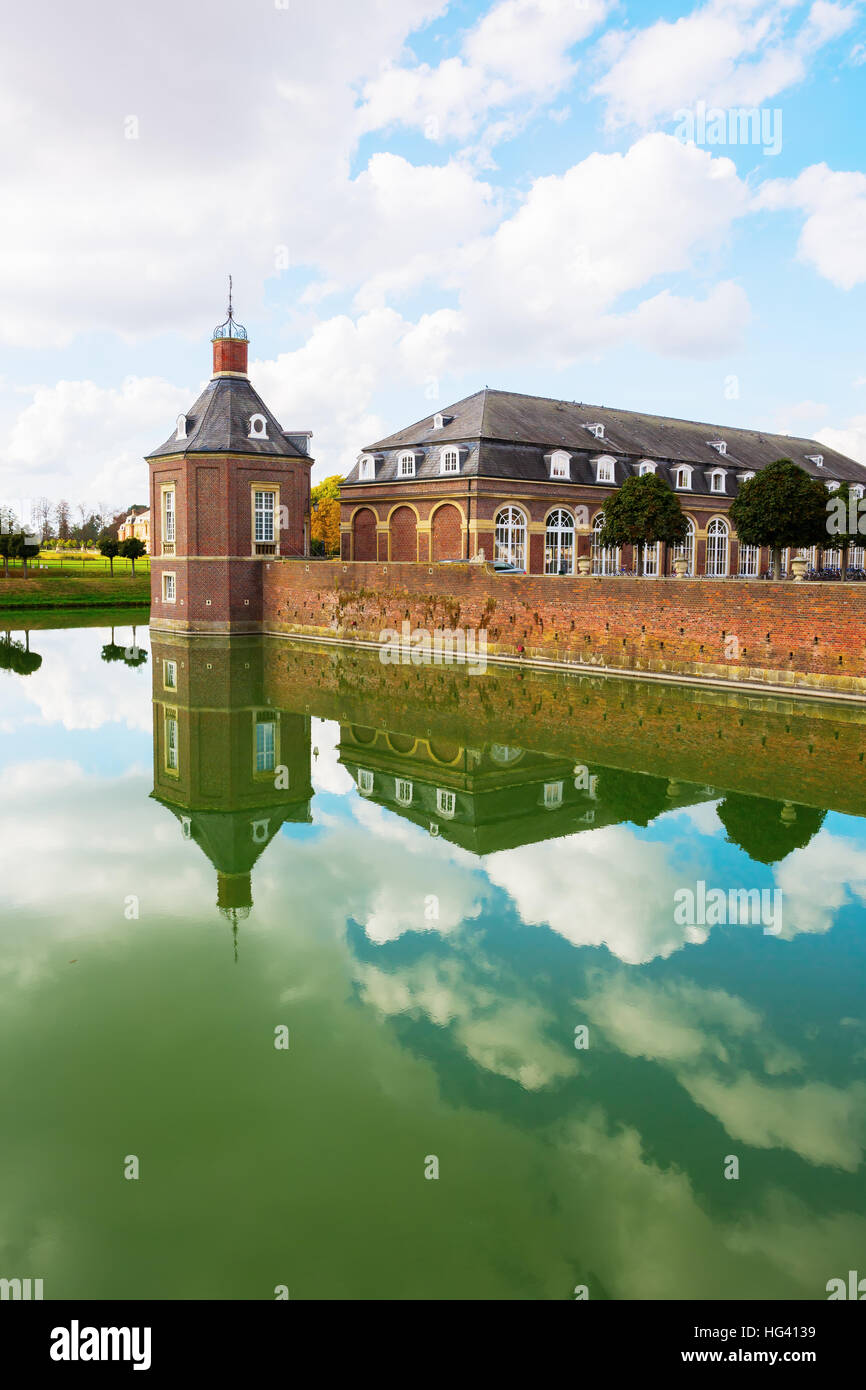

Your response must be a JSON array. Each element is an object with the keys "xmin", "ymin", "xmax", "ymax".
[
  {"xmin": 791, "ymin": 555, "xmax": 808, "ymax": 582},
  {"xmin": 673, "ymin": 556, "xmax": 688, "ymax": 578},
  {"xmin": 577, "ymin": 556, "xmax": 592, "ymax": 576}
]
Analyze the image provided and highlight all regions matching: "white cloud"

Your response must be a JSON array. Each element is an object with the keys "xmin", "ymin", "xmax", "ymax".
[
  {"xmin": 755, "ymin": 163, "xmax": 866, "ymax": 289},
  {"xmin": 594, "ymin": 0, "xmax": 857, "ymax": 131},
  {"xmin": 357, "ymin": 0, "xmax": 609, "ymax": 143},
  {"xmin": 817, "ymin": 415, "xmax": 866, "ymax": 466}
]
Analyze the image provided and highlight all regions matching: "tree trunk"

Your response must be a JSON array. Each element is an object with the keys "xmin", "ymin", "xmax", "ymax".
[
  {"xmin": 842, "ymin": 542, "xmax": 849, "ymax": 581},
  {"xmin": 772, "ymin": 546, "xmax": 782, "ymax": 580}
]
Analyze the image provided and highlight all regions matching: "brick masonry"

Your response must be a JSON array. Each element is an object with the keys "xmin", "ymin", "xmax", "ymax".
[{"xmin": 261, "ymin": 558, "xmax": 866, "ymax": 697}]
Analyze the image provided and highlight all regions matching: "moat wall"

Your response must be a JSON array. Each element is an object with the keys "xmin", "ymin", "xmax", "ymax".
[{"xmin": 262, "ymin": 559, "xmax": 866, "ymax": 698}]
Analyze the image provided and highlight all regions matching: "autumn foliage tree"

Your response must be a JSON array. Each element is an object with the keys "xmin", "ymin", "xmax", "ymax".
[{"xmin": 311, "ymin": 475, "xmax": 341, "ymax": 556}]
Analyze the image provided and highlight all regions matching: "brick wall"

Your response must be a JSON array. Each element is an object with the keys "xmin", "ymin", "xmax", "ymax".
[{"xmin": 262, "ymin": 559, "xmax": 866, "ymax": 695}]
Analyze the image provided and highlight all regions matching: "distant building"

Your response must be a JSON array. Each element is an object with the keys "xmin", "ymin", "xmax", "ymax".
[
  {"xmin": 118, "ymin": 505, "xmax": 150, "ymax": 553},
  {"xmin": 340, "ymin": 388, "xmax": 866, "ymax": 576}
]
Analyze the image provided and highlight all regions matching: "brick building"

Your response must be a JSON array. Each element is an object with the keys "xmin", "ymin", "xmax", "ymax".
[
  {"xmin": 118, "ymin": 505, "xmax": 150, "ymax": 553},
  {"xmin": 340, "ymin": 389, "xmax": 866, "ymax": 577},
  {"xmin": 147, "ymin": 297, "xmax": 313, "ymax": 631}
]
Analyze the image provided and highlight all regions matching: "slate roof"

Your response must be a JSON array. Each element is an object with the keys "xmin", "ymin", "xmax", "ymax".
[
  {"xmin": 344, "ymin": 388, "xmax": 865, "ymax": 491},
  {"xmin": 147, "ymin": 376, "xmax": 310, "ymax": 460}
]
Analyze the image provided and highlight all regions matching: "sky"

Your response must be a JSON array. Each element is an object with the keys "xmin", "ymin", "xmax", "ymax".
[{"xmin": 0, "ymin": 0, "xmax": 864, "ymax": 520}]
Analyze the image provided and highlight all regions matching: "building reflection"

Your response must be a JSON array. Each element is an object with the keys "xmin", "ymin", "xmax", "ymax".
[
  {"xmin": 149, "ymin": 632, "xmax": 312, "ymax": 956},
  {"xmin": 150, "ymin": 634, "xmax": 843, "ymax": 941}
]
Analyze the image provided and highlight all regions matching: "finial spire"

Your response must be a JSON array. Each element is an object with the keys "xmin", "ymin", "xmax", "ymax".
[{"xmin": 227, "ymin": 273, "xmax": 233, "ymax": 320}]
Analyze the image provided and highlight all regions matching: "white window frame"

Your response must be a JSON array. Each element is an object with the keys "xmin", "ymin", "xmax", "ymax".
[
  {"xmin": 358, "ymin": 768, "xmax": 374, "ymax": 796},
  {"xmin": 585, "ymin": 423, "xmax": 605, "ymax": 440},
  {"xmin": 162, "ymin": 570, "xmax": 176, "ymax": 603},
  {"xmin": 672, "ymin": 518, "xmax": 695, "ymax": 575},
  {"xmin": 675, "ymin": 466, "xmax": 693, "ymax": 490},
  {"xmin": 805, "ymin": 454, "xmax": 824, "ymax": 468},
  {"xmin": 440, "ymin": 447, "xmax": 460, "ymax": 475},
  {"xmin": 544, "ymin": 508, "xmax": 575, "ymax": 575},
  {"xmin": 543, "ymin": 781, "xmax": 563, "ymax": 809},
  {"xmin": 398, "ymin": 452, "xmax": 416, "ymax": 478},
  {"xmin": 595, "ymin": 456, "xmax": 615, "ymax": 484},
  {"xmin": 549, "ymin": 450, "xmax": 570, "ymax": 480},
  {"xmin": 163, "ymin": 659, "xmax": 177, "ymax": 690},
  {"xmin": 248, "ymin": 413, "xmax": 269, "ymax": 440},
  {"xmin": 642, "ymin": 541, "xmax": 660, "ymax": 577},
  {"xmin": 395, "ymin": 778, "xmax": 413, "ymax": 806},
  {"xmin": 638, "ymin": 460, "xmax": 656, "ymax": 476},
  {"xmin": 707, "ymin": 440, "xmax": 727, "ymax": 456},
  {"xmin": 738, "ymin": 542, "xmax": 759, "ymax": 577},
  {"xmin": 254, "ymin": 716, "xmax": 277, "ymax": 775},
  {"xmin": 494, "ymin": 506, "xmax": 526, "ymax": 570},
  {"xmin": 161, "ymin": 484, "xmax": 176, "ymax": 555},
  {"xmin": 706, "ymin": 517, "xmax": 730, "ymax": 577},
  {"xmin": 358, "ymin": 455, "xmax": 376, "ymax": 480},
  {"xmin": 436, "ymin": 788, "xmax": 456, "ymax": 818},
  {"xmin": 252, "ymin": 486, "xmax": 278, "ymax": 554},
  {"xmin": 710, "ymin": 470, "xmax": 725, "ymax": 493},
  {"xmin": 164, "ymin": 711, "xmax": 179, "ymax": 773},
  {"xmin": 591, "ymin": 513, "xmax": 619, "ymax": 575},
  {"xmin": 739, "ymin": 472, "xmax": 755, "ymax": 485}
]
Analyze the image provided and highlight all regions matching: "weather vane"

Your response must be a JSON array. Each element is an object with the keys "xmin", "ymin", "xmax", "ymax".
[{"xmin": 227, "ymin": 274, "xmax": 233, "ymax": 320}]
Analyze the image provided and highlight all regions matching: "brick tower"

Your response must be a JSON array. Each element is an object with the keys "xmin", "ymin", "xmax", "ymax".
[{"xmin": 148, "ymin": 286, "xmax": 313, "ymax": 632}]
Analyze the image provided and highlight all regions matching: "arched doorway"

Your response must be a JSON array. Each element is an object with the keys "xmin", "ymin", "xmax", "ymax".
[
  {"xmin": 706, "ymin": 517, "xmax": 729, "ymax": 577},
  {"xmin": 352, "ymin": 508, "xmax": 377, "ymax": 562},
  {"xmin": 389, "ymin": 506, "xmax": 417, "ymax": 561},
  {"xmin": 544, "ymin": 509, "xmax": 575, "ymax": 574},
  {"xmin": 494, "ymin": 506, "xmax": 526, "ymax": 570},
  {"xmin": 431, "ymin": 504, "xmax": 463, "ymax": 561}
]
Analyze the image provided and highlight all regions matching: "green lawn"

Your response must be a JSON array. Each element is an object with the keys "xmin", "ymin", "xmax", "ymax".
[
  {"xmin": 5, "ymin": 550, "xmax": 151, "ymax": 577},
  {"xmin": 0, "ymin": 567, "xmax": 151, "ymax": 610}
]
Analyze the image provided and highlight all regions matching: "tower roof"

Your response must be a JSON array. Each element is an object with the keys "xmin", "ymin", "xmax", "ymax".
[
  {"xmin": 211, "ymin": 274, "xmax": 248, "ymax": 340},
  {"xmin": 146, "ymin": 376, "xmax": 311, "ymax": 459}
]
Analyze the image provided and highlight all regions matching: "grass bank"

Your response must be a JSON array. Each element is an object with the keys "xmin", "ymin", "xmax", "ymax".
[{"xmin": 0, "ymin": 571, "xmax": 150, "ymax": 611}]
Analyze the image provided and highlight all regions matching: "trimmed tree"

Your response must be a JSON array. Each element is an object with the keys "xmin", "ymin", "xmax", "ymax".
[
  {"xmin": 9, "ymin": 532, "xmax": 41, "ymax": 576},
  {"xmin": 119, "ymin": 536, "xmax": 147, "ymax": 574},
  {"xmin": 0, "ymin": 532, "xmax": 12, "ymax": 578},
  {"xmin": 824, "ymin": 482, "xmax": 865, "ymax": 579},
  {"xmin": 730, "ymin": 459, "xmax": 827, "ymax": 580},
  {"xmin": 99, "ymin": 537, "xmax": 120, "ymax": 576},
  {"xmin": 596, "ymin": 473, "xmax": 688, "ymax": 576}
]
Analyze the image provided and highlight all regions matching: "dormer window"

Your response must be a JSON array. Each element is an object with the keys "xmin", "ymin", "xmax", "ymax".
[
  {"xmin": 358, "ymin": 455, "xmax": 376, "ymax": 480},
  {"xmin": 806, "ymin": 454, "xmax": 824, "ymax": 467},
  {"xmin": 358, "ymin": 769, "xmax": 374, "ymax": 795},
  {"xmin": 595, "ymin": 456, "xmax": 615, "ymax": 484},
  {"xmin": 549, "ymin": 450, "xmax": 570, "ymax": 480},
  {"xmin": 739, "ymin": 471, "xmax": 755, "ymax": 483},
  {"xmin": 675, "ymin": 466, "xmax": 693, "ymax": 489},
  {"xmin": 638, "ymin": 460, "xmax": 656, "ymax": 476},
  {"xmin": 248, "ymin": 413, "xmax": 269, "ymax": 440},
  {"xmin": 707, "ymin": 440, "xmax": 727, "ymax": 456},
  {"xmin": 175, "ymin": 414, "xmax": 187, "ymax": 441},
  {"xmin": 433, "ymin": 412, "xmax": 453, "ymax": 430},
  {"xmin": 440, "ymin": 448, "xmax": 460, "ymax": 475},
  {"xmin": 398, "ymin": 452, "xmax": 416, "ymax": 478},
  {"xmin": 710, "ymin": 470, "xmax": 725, "ymax": 493},
  {"xmin": 436, "ymin": 788, "xmax": 456, "ymax": 818},
  {"xmin": 852, "ymin": 484, "xmax": 864, "ymax": 499},
  {"xmin": 585, "ymin": 423, "xmax": 605, "ymax": 440},
  {"xmin": 827, "ymin": 480, "xmax": 841, "ymax": 492},
  {"xmin": 395, "ymin": 778, "xmax": 413, "ymax": 806}
]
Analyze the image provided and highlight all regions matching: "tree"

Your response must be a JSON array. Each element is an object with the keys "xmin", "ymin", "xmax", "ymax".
[
  {"xmin": 119, "ymin": 536, "xmax": 146, "ymax": 574},
  {"xmin": 0, "ymin": 531, "xmax": 12, "ymax": 578},
  {"xmin": 99, "ymin": 537, "xmax": 120, "ymax": 576},
  {"xmin": 32, "ymin": 496, "xmax": 53, "ymax": 541},
  {"xmin": 55, "ymin": 499, "xmax": 71, "ymax": 540},
  {"xmin": 824, "ymin": 482, "xmax": 864, "ymax": 579},
  {"xmin": 311, "ymin": 475, "xmax": 342, "ymax": 557},
  {"xmin": 9, "ymin": 532, "xmax": 40, "ymax": 576},
  {"xmin": 730, "ymin": 459, "xmax": 828, "ymax": 580},
  {"xmin": 597, "ymin": 473, "xmax": 689, "ymax": 575}
]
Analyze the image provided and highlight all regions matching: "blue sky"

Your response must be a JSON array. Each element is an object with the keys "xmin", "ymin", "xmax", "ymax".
[{"xmin": 0, "ymin": 0, "xmax": 864, "ymax": 518}]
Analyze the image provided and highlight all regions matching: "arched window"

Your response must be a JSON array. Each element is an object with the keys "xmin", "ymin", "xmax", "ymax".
[
  {"xmin": 591, "ymin": 512, "xmax": 619, "ymax": 575},
  {"xmin": 549, "ymin": 450, "xmax": 570, "ymax": 479},
  {"xmin": 738, "ymin": 542, "xmax": 759, "ymax": 576},
  {"xmin": 544, "ymin": 509, "xmax": 574, "ymax": 574},
  {"xmin": 706, "ymin": 517, "xmax": 729, "ymax": 577},
  {"xmin": 675, "ymin": 466, "xmax": 692, "ymax": 489},
  {"xmin": 398, "ymin": 452, "xmax": 416, "ymax": 478},
  {"xmin": 672, "ymin": 517, "xmax": 695, "ymax": 575},
  {"xmin": 638, "ymin": 460, "xmax": 656, "ymax": 476},
  {"xmin": 494, "ymin": 506, "xmax": 526, "ymax": 570}
]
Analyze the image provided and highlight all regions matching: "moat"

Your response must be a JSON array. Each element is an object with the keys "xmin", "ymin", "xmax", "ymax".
[{"xmin": 1, "ymin": 617, "xmax": 864, "ymax": 1299}]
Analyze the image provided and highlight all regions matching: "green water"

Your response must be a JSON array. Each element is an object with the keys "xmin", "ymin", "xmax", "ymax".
[{"xmin": 0, "ymin": 621, "xmax": 864, "ymax": 1300}]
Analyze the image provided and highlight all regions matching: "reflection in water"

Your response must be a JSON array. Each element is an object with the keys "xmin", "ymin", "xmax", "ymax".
[{"xmin": 0, "ymin": 621, "xmax": 863, "ymax": 1300}]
